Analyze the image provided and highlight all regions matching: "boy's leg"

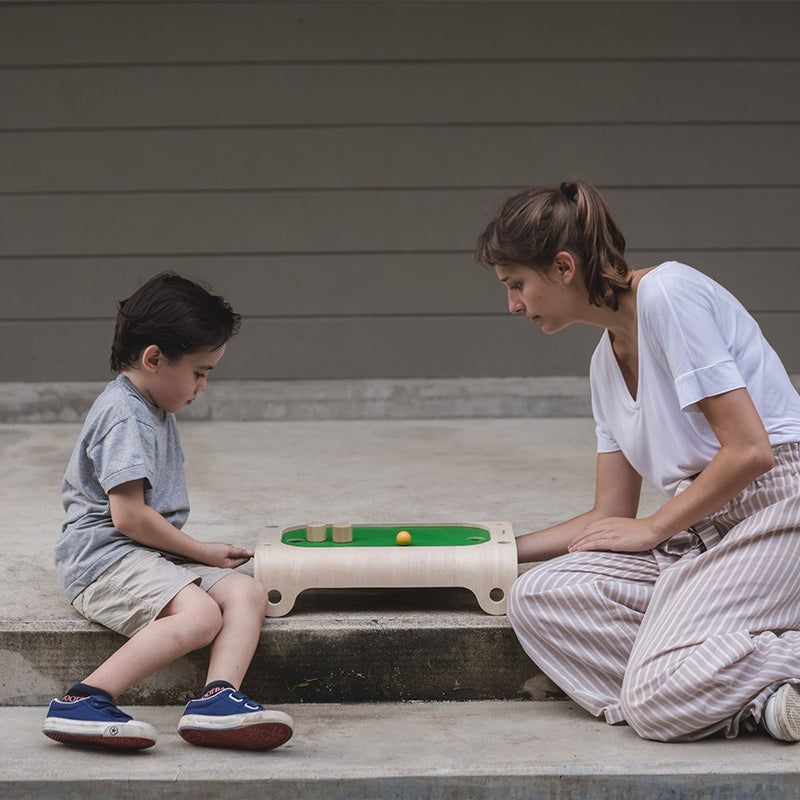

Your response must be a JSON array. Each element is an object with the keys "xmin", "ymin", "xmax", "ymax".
[
  {"xmin": 508, "ymin": 549, "xmax": 661, "ymax": 724},
  {"xmin": 204, "ymin": 572, "xmax": 269, "ymax": 688},
  {"xmin": 81, "ymin": 583, "xmax": 223, "ymax": 698},
  {"xmin": 44, "ymin": 554, "xmax": 225, "ymax": 750},
  {"xmin": 44, "ymin": 584, "xmax": 220, "ymax": 750},
  {"xmin": 177, "ymin": 573, "xmax": 293, "ymax": 750}
]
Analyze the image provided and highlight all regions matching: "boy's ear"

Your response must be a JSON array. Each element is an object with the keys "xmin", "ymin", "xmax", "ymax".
[{"xmin": 140, "ymin": 345, "xmax": 164, "ymax": 373}]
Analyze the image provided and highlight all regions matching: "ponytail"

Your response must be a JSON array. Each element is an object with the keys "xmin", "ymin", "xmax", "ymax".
[{"xmin": 476, "ymin": 180, "xmax": 631, "ymax": 310}]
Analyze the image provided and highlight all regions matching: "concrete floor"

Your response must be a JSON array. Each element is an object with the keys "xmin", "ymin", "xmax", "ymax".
[
  {"xmin": 4, "ymin": 418, "xmax": 799, "ymax": 798},
  {"xmin": 3, "ymin": 702, "xmax": 797, "ymax": 799},
  {"xmin": 0, "ymin": 417, "xmax": 664, "ymax": 626}
]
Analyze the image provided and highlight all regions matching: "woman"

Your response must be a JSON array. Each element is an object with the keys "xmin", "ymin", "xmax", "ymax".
[{"xmin": 476, "ymin": 180, "xmax": 800, "ymax": 742}]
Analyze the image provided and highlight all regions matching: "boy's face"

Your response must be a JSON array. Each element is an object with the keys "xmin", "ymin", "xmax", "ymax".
[{"xmin": 140, "ymin": 345, "xmax": 227, "ymax": 413}]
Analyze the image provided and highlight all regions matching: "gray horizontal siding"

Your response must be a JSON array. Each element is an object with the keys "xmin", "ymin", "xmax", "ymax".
[
  {"xmin": 2, "ymin": 125, "xmax": 799, "ymax": 193},
  {"xmin": 3, "ymin": 62, "xmax": 799, "ymax": 129},
  {"xmin": 2, "ymin": 189, "xmax": 800, "ymax": 256},
  {"xmin": 1, "ymin": 1, "xmax": 797, "ymax": 63},
  {"xmin": 1, "ymin": 1, "xmax": 798, "ymax": 383},
  {"xmin": 3, "ymin": 312, "xmax": 796, "ymax": 383},
  {"xmin": 4, "ymin": 251, "xmax": 799, "ymax": 320}
]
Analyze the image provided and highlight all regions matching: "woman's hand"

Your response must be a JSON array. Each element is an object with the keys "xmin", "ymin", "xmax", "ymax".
[
  {"xmin": 568, "ymin": 516, "xmax": 666, "ymax": 554},
  {"xmin": 514, "ymin": 450, "xmax": 645, "ymax": 564}
]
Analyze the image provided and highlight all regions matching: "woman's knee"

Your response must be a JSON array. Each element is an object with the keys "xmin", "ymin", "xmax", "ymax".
[
  {"xmin": 621, "ymin": 629, "xmax": 758, "ymax": 742},
  {"xmin": 619, "ymin": 680, "xmax": 658, "ymax": 739},
  {"xmin": 620, "ymin": 668, "xmax": 682, "ymax": 742},
  {"xmin": 508, "ymin": 562, "xmax": 568, "ymax": 631},
  {"xmin": 508, "ymin": 568, "xmax": 538, "ymax": 626}
]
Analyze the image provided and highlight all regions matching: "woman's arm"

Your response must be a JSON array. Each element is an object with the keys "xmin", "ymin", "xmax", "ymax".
[
  {"xmin": 515, "ymin": 449, "xmax": 643, "ymax": 563},
  {"xmin": 569, "ymin": 387, "xmax": 774, "ymax": 554},
  {"xmin": 108, "ymin": 479, "xmax": 252, "ymax": 568}
]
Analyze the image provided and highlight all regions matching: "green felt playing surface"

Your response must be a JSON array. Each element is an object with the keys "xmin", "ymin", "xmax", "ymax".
[{"xmin": 282, "ymin": 525, "xmax": 490, "ymax": 547}]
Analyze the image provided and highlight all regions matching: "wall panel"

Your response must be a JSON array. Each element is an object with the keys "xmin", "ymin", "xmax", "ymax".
[
  {"xmin": 1, "ymin": 1, "xmax": 798, "ymax": 382},
  {"xmin": 3, "ymin": 62, "xmax": 798, "ymax": 129},
  {"xmin": 5, "ymin": 251, "xmax": 799, "ymax": 321},
  {"xmin": 3, "ymin": 311, "xmax": 797, "ymax": 383},
  {"xmin": 2, "ymin": 125, "xmax": 798, "ymax": 192},
  {"xmin": 2, "ymin": 2, "xmax": 798, "ymax": 64},
  {"xmin": 2, "ymin": 189, "xmax": 799, "ymax": 257}
]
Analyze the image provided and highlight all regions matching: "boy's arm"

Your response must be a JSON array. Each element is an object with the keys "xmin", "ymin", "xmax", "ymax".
[
  {"xmin": 515, "ymin": 450, "xmax": 642, "ymax": 563},
  {"xmin": 108, "ymin": 479, "xmax": 252, "ymax": 568}
]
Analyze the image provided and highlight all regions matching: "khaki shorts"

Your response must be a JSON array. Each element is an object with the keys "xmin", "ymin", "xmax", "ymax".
[{"xmin": 71, "ymin": 549, "xmax": 236, "ymax": 637}]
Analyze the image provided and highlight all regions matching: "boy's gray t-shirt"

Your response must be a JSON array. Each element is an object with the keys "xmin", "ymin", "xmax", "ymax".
[{"xmin": 56, "ymin": 374, "xmax": 189, "ymax": 601}]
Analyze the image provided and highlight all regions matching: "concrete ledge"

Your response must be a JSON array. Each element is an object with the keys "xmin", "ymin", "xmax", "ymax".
[
  {"xmin": 3, "ymin": 703, "xmax": 799, "ymax": 800},
  {"xmin": 0, "ymin": 377, "xmax": 593, "ymax": 422},
  {"xmin": 0, "ymin": 590, "xmax": 558, "ymax": 706},
  {"xmin": 5, "ymin": 374, "xmax": 797, "ymax": 423}
]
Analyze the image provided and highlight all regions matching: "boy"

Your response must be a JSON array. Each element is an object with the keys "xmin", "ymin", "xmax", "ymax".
[{"xmin": 43, "ymin": 272, "xmax": 293, "ymax": 751}]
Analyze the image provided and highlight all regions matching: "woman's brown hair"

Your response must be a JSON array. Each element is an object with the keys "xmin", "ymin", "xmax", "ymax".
[{"xmin": 476, "ymin": 181, "xmax": 631, "ymax": 310}]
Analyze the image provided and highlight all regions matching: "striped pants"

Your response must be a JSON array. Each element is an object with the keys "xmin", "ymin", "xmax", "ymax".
[{"xmin": 508, "ymin": 442, "xmax": 800, "ymax": 741}]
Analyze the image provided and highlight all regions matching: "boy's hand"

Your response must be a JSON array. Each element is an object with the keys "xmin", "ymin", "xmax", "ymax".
[{"xmin": 198, "ymin": 542, "xmax": 253, "ymax": 569}]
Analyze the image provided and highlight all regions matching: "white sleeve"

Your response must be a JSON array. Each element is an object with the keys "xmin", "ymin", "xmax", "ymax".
[
  {"xmin": 640, "ymin": 270, "xmax": 745, "ymax": 412},
  {"xmin": 595, "ymin": 421, "xmax": 620, "ymax": 453},
  {"xmin": 589, "ymin": 345, "xmax": 621, "ymax": 453}
]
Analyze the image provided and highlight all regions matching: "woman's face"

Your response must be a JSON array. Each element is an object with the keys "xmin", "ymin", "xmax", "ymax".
[{"xmin": 494, "ymin": 259, "xmax": 579, "ymax": 334}]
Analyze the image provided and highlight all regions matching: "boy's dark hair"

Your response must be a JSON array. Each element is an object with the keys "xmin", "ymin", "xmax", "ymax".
[{"xmin": 110, "ymin": 272, "xmax": 241, "ymax": 373}]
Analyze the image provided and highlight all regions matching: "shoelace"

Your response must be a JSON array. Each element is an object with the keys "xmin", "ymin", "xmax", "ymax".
[
  {"xmin": 87, "ymin": 696, "xmax": 132, "ymax": 720},
  {"xmin": 225, "ymin": 690, "xmax": 263, "ymax": 711}
]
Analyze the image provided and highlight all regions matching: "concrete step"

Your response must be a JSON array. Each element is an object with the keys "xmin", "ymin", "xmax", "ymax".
[
  {"xmin": 1, "ymin": 589, "xmax": 560, "ymax": 706},
  {"xmin": 3, "ymin": 418, "xmax": 800, "ymax": 797},
  {"xmin": 2, "ymin": 417, "xmax": 618, "ymax": 707},
  {"xmin": 0, "ymin": 377, "xmax": 594, "ymax": 423},
  {"xmin": 3, "ymin": 701, "xmax": 798, "ymax": 800}
]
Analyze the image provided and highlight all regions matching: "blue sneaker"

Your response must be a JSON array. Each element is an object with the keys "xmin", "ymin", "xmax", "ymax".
[
  {"xmin": 177, "ymin": 688, "xmax": 293, "ymax": 750},
  {"xmin": 42, "ymin": 695, "xmax": 157, "ymax": 750}
]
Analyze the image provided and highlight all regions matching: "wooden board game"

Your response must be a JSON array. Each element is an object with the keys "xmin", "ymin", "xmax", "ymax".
[{"xmin": 253, "ymin": 521, "xmax": 517, "ymax": 616}]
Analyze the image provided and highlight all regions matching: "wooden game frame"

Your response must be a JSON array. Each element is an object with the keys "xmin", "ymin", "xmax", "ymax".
[{"xmin": 253, "ymin": 521, "xmax": 518, "ymax": 616}]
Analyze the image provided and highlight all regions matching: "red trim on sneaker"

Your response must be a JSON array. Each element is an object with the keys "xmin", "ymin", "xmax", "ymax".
[
  {"xmin": 201, "ymin": 685, "xmax": 230, "ymax": 699},
  {"xmin": 179, "ymin": 721, "xmax": 293, "ymax": 751}
]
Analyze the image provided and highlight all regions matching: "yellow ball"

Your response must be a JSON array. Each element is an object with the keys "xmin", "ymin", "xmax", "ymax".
[{"xmin": 396, "ymin": 530, "xmax": 412, "ymax": 546}]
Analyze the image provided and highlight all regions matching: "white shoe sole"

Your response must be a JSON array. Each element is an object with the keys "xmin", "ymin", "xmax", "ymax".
[
  {"xmin": 763, "ymin": 683, "xmax": 800, "ymax": 742},
  {"xmin": 43, "ymin": 717, "xmax": 157, "ymax": 749},
  {"xmin": 178, "ymin": 709, "xmax": 294, "ymax": 750}
]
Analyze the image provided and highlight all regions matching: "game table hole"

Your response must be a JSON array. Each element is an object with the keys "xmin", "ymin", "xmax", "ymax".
[
  {"xmin": 267, "ymin": 589, "xmax": 283, "ymax": 604},
  {"xmin": 489, "ymin": 587, "xmax": 505, "ymax": 602}
]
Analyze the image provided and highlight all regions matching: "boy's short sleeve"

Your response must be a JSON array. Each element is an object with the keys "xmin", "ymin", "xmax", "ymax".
[
  {"xmin": 89, "ymin": 416, "xmax": 156, "ymax": 493},
  {"xmin": 640, "ymin": 270, "xmax": 745, "ymax": 412}
]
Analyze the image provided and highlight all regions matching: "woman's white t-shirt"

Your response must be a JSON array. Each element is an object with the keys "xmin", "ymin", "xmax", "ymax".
[{"xmin": 590, "ymin": 262, "xmax": 800, "ymax": 496}]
